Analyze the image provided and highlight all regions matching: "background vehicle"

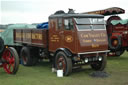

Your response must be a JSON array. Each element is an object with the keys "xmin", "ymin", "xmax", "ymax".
[
  {"xmin": 14, "ymin": 10, "xmax": 109, "ymax": 76},
  {"xmin": 107, "ymin": 19, "xmax": 128, "ymax": 56},
  {"xmin": 83, "ymin": 7, "xmax": 127, "ymax": 56},
  {"xmin": 0, "ymin": 37, "xmax": 19, "ymax": 74}
]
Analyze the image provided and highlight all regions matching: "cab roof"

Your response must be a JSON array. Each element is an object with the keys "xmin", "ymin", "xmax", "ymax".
[{"xmin": 49, "ymin": 13, "xmax": 104, "ymax": 19}]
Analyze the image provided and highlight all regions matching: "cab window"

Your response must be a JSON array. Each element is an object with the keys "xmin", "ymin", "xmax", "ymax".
[
  {"xmin": 64, "ymin": 19, "xmax": 73, "ymax": 30},
  {"xmin": 57, "ymin": 18, "xmax": 62, "ymax": 29}
]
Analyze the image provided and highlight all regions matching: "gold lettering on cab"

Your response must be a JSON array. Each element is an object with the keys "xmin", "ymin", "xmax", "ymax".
[
  {"xmin": 82, "ymin": 39, "xmax": 92, "ymax": 43},
  {"xmin": 50, "ymin": 35, "xmax": 60, "ymax": 42},
  {"xmin": 81, "ymin": 33, "xmax": 106, "ymax": 38},
  {"xmin": 80, "ymin": 33, "xmax": 107, "ymax": 43},
  {"xmin": 92, "ymin": 44, "xmax": 99, "ymax": 48},
  {"xmin": 95, "ymin": 39, "xmax": 107, "ymax": 42}
]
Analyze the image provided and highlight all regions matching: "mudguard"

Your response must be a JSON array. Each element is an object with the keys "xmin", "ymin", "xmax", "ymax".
[{"xmin": 55, "ymin": 48, "xmax": 72, "ymax": 57}]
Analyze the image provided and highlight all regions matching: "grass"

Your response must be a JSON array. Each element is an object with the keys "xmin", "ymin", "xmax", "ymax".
[{"xmin": 0, "ymin": 52, "xmax": 128, "ymax": 85}]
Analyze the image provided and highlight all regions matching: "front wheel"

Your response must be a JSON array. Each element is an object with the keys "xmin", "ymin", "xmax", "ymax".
[
  {"xmin": 55, "ymin": 51, "xmax": 72, "ymax": 76},
  {"xmin": 90, "ymin": 56, "xmax": 107, "ymax": 71}
]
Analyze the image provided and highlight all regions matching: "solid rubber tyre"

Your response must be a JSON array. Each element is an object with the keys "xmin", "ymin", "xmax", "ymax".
[
  {"xmin": 20, "ymin": 47, "xmax": 33, "ymax": 66},
  {"xmin": 90, "ymin": 56, "xmax": 107, "ymax": 71},
  {"xmin": 55, "ymin": 51, "xmax": 72, "ymax": 76}
]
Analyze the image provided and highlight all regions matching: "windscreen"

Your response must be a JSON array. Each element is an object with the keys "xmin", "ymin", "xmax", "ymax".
[{"xmin": 75, "ymin": 18, "xmax": 106, "ymax": 30}]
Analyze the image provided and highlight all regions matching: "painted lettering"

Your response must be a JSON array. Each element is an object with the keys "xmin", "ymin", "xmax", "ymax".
[
  {"xmin": 81, "ymin": 33, "xmax": 89, "ymax": 38},
  {"xmin": 82, "ymin": 39, "xmax": 92, "ymax": 43},
  {"xmin": 32, "ymin": 33, "xmax": 42, "ymax": 40},
  {"xmin": 16, "ymin": 33, "xmax": 22, "ymax": 38},
  {"xmin": 95, "ymin": 39, "xmax": 107, "ymax": 42},
  {"xmin": 50, "ymin": 35, "xmax": 60, "ymax": 42},
  {"xmin": 92, "ymin": 44, "xmax": 99, "ymax": 48}
]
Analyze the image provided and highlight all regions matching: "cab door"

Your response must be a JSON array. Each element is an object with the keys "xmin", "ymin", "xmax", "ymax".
[
  {"xmin": 49, "ymin": 18, "xmax": 63, "ymax": 52},
  {"xmin": 62, "ymin": 18, "xmax": 76, "ymax": 53}
]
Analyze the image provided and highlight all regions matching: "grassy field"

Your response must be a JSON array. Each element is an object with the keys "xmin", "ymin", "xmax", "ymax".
[{"xmin": 0, "ymin": 52, "xmax": 128, "ymax": 85}]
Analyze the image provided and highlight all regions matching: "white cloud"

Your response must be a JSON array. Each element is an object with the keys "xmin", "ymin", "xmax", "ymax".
[
  {"xmin": 1, "ymin": 0, "xmax": 128, "ymax": 24},
  {"xmin": 2, "ymin": 12, "xmax": 49, "ymax": 24},
  {"xmin": 0, "ymin": 1, "xmax": 1, "ymax": 24}
]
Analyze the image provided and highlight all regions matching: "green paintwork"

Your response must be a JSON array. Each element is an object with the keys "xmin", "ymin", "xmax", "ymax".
[{"xmin": 111, "ymin": 19, "xmax": 128, "ymax": 25}]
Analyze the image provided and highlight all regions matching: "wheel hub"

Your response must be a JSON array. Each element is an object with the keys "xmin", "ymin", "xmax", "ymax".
[
  {"xmin": 113, "ymin": 40, "xmax": 118, "ymax": 46},
  {"xmin": 2, "ymin": 48, "xmax": 15, "ymax": 74},
  {"xmin": 57, "ymin": 56, "xmax": 66, "ymax": 70},
  {"xmin": 58, "ymin": 62, "xmax": 63, "ymax": 68}
]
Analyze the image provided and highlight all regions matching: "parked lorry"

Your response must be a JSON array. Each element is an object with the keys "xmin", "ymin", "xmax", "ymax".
[
  {"xmin": 13, "ymin": 10, "xmax": 109, "ymax": 76},
  {"xmin": 83, "ymin": 7, "xmax": 127, "ymax": 56}
]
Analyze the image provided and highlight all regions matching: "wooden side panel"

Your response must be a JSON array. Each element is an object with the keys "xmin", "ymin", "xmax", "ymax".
[
  {"xmin": 14, "ymin": 29, "xmax": 48, "ymax": 48},
  {"xmin": 14, "ymin": 29, "xmax": 23, "ymax": 43},
  {"xmin": 31, "ymin": 29, "xmax": 48, "ymax": 48},
  {"xmin": 22, "ymin": 29, "xmax": 32, "ymax": 44}
]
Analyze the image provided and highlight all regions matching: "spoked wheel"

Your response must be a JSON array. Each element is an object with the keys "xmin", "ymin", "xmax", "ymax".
[
  {"xmin": 2, "ymin": 47, "xmax": 19, "ymax": 74},
  {"xmin": 55, "ymin": 51, "xmax": 72, "ymax": 76},
  {"xmin": 90, "ymin": 56, "xmax": 107, "ymax": 71}
]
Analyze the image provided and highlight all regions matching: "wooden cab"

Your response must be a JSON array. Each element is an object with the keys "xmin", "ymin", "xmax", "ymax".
[{"xmin": 48, "ymin": 13, "xmax": 109, "ymax": 54}]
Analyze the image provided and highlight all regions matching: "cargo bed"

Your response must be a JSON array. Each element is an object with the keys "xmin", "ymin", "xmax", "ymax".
[{"xmin": 14, "ymin": 29, "xmax": 48, "ymax": 48}]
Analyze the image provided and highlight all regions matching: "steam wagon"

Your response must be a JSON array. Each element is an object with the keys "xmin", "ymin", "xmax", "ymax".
[{"xmin": 13, "ymin": 10, "xmax": 109, "ymax": 76}]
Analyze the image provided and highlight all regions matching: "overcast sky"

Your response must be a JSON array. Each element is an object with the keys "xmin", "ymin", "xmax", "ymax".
[{"xmin": 0, "ymin": 0, "xmax": 128, "ymax": 24}]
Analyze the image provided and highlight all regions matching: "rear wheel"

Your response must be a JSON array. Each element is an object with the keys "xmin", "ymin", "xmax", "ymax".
[
  {"xmin": 31, "ymin": 48, "xmax": 38, "ymax": 65},
  {"xmin": 20, "ymin": 47, "xmax": 38, "ymax": 66},
  {"xmin": 55, "ymin": 51, "xmax": 72, "ymax": 76},
  {"xmin": 2, "ymin": 47, "xmax": 19, "ymax": 74},
  {"xmin": 90, "ymin": 56, "xmax": 107, "ymax": 71}
]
